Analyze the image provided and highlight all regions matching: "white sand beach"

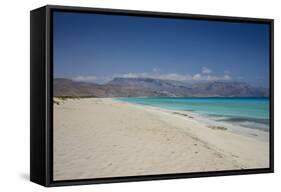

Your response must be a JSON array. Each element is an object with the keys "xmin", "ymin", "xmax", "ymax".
[{"xmin": 53, "ymin": 98, "xmax": 269, "ymax": 181}]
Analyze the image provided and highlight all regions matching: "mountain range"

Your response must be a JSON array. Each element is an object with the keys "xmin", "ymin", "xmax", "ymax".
[{"xmin": 54, "ymin": 77, "xmax": 269, "ymax": 98}]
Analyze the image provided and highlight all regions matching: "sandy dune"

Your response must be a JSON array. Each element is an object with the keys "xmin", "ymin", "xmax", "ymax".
[{"xmin": 53, "ymin": 98, "xmax": 269, "ymax": 181}]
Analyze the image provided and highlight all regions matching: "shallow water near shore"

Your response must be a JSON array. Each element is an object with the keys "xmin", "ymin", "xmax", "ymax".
[{"xmin": 117, "ymin": 97, "xmax": 270, "ymax": 132}]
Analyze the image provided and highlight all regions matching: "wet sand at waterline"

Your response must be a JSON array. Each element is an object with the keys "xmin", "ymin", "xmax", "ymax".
[{"xmin": 53, "ymin": 98, "xmax": 269, "ymax": 180}]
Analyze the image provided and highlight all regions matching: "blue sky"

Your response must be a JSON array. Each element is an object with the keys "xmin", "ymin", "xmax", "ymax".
[{"xmin": 53, "ymin": 11, "xmax": 270, "ymax": 88}]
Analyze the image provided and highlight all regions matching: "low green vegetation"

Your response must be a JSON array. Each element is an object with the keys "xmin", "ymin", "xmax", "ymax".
[
  {"xmin": 207, "ymin": 125, "xmax": 227, "ymax": 131},
  {"xmin": 56, "ymin": 96, "xmax": 80, "ymax": 100},
  {"xmin": 53, "ymin": 100, "xmax": 60, "ymax": 105},
  {"xmin": 53, "ymin": 96, "xmax": 98, "ymax": 105},
  {"xmin": 172, "ymin": 112, "xmax": 194, "ymax": 119}
]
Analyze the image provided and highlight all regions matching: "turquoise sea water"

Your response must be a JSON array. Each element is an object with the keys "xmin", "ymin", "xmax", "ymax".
[{"xmin": 117, "ymin": 97, "xmax": 270, "ymax": 132}]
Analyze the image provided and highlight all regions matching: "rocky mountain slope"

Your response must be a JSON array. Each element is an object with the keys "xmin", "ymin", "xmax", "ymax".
[{"xmin": 54, "ymin": 77, "xmax": 269, "ymax": 97}]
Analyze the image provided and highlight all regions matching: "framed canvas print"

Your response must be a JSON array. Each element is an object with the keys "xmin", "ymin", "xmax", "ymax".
[{"xmin": 30, "ymin": 5, "xmax": 274, "ymax": 187}]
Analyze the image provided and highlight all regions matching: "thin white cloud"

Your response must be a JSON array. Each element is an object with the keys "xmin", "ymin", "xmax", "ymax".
[
  {"xmin": 201, "ymin": 67, "xmax": 212, "ymax": 74},
  {"xmin": 119, "ymin": 72, "xmax": 192, "ymax": 81},
  {"xmin": 152, "ymin": 67, "xmax": 160, "ymax": 73},
  {"xmin": 72, "ymin": 75, "xmax": 97, "ymax": 83},
  {"xmin": 116, "ymin": 71, "xmax": 232, "ymax": 82},
  {"xmin": 193, "ymin": 73, "xmax": 202, "ymax": 80},
  {"xmin": 157, "ymin": 73, "xmax": 192, "ymax": 81},
  {"xmin": 73, "ymin": 68, "xmax": 232, "ymax": 83},
  {"xmin": 224, "ymin": 70, "xmax": 230, "ymax": 74},
  {"xmin": 223, "ymin": 74, "xmax": 232, "ymax": 80}
]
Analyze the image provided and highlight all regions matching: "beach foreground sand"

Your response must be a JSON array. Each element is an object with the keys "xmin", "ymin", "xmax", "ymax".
[{"xmin": 53, "ymin": 98, "xmax": 269, "ymax": 180}]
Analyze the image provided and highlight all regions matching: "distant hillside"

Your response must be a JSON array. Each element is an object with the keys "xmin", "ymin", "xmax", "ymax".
[
  {"xmin": 53, "ymin": 78, "xmax": 168, "ymax": 97},
  {"xmin": 54, "ymin": 77, "xmax": 269, "ymax": 98},
  {"xmin": 107, "ymin": 78, "xmax": 191, "ymax": 97}
]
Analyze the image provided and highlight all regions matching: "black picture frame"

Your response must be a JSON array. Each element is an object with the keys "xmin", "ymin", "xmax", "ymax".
[{"xmin": 30, "ymin": 5, "xmax": 274, "ymax": 187}]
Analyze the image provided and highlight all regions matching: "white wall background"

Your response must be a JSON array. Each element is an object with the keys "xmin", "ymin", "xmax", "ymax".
[{"xmin": 0, "ymin": 0, "xmax": 279, "ymax": 191}]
